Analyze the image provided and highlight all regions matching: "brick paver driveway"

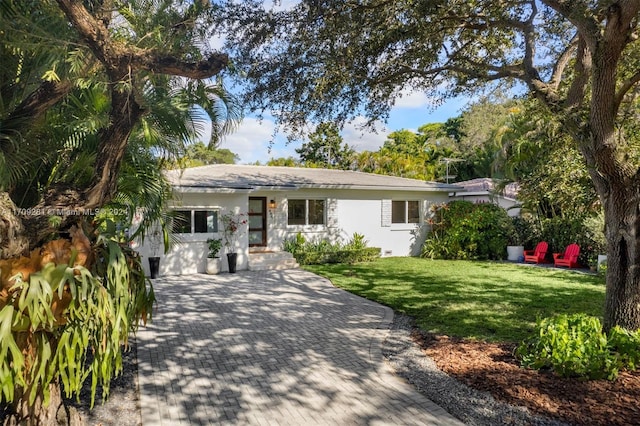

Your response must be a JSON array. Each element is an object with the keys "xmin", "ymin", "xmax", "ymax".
[{"xmin": 137, "ymin": 269, "xmax": 463, "ymax": 425}]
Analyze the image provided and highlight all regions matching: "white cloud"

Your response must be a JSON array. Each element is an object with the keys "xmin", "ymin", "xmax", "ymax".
[
  {"xmin": 393, "ymin": 89, "xmax": 435, "ymax": 109},
  {"xmin": 214, "ymin": 115, "xmax": 391, "ymax": 163},
  {"xmin": 218, "ymin": 117, "xmax": 298, "ymax": 163},
  {"xmin": 209, "ymin": 34, "xmax": 225, "ymax": 51},
  {"xmin": 341, "ymin": 117, "xmax": 388, "ymax": 152}
]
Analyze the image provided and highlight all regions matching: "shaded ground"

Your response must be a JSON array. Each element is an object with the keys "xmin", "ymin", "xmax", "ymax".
[
  {"xmin": 5, "ymin": 315, "xmax": 640, "ymax": 426},
  {"xmin": 413, "ymin": 330, "xmax": 640, "ymax": 426},
  {"xmin": 0, "ymin": 343, "xmax": 140, "ymax": 426},
  {"xmin": 64, "ymin": 342, "xmax": 141, "ymax": 426}
]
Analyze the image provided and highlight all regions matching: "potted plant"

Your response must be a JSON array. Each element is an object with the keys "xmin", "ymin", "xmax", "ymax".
[
  {"xmin": 206, "ymin": 238, "xmax": 223, "ymax": 274},
  {"xmin": 220, "ymin": 211, "xmax": 247, "ymax": 273},
  {"xmin": 506, "ymin": 216, "xmax": 526, "ymax": 262},
  {"xmin": 148, "ymin": 227, "xmax": 163, "ymax": 279}
]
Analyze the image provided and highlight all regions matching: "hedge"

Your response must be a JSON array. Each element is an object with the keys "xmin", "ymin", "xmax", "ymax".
[{"xmin": 293, "ymin": 247, "xmax": 381, "ymax": 265}]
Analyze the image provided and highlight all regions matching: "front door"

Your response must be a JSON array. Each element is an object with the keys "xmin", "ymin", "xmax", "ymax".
[{"xmin": 248, "ymin": 197, "xmax": 267, "ymax": 247}]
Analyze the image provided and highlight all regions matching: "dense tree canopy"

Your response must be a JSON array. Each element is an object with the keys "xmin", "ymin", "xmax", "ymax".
[
  {"xmin": 295, "ymin": 122, "xmax": 355, "ymax": 168},
  {"xmin": 221, "ymin": 1, "xmax": 640, "ymax": 330},
  {"xmin": 353, "ymin": 125, "xmax": 457, "ymax": 181},
  {"xmin": 173, "ymin": 141, "xmax": 239, "ymax": 167}
]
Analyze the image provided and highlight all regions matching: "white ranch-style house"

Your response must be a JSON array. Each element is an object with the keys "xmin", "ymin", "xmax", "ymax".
[{"xmin": 136, "ymin": 164, "xmax": 461, "ymax": 276}]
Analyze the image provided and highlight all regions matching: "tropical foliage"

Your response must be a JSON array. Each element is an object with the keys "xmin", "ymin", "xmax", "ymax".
[
  {"xmin": 353, "ymin": 124, "xmax": 458, "ymax": 181},
  {"xmin": 516, "ymin": 314, "xmax": 640, "ymax": 380},
  {"xmin": 295, "ymin": 122, "xmax": 355, "ymax": 169},
  {"xmin": 0, "ymin": 0, "xmax": 236, "ymax": 420},
  {"xmin": 422, "ymin": 201, "xmax": 513, "ymax": 261},
  {"xmin": 0, "ymin": 222, "xmax": 154, "ymax": 418},
  {"xmin": 171, "ymin": 141, "xmax": 239, "ymax": 168},
  {"xmin": 0, "ymin": 0, "xmax": 237, "ymax": 252},
  {"xmin": 283, "ymin": 232, "xmax": 381, "ymax": 265}
]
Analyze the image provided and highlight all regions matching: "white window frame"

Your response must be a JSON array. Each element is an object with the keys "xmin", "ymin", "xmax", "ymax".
[{"xmin": 391, "ymin": 200, "xmax": 420, "ymax": 224}]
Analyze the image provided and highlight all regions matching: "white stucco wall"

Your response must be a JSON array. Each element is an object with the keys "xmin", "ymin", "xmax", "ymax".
[
  {"xmin": 136, "ymin": 187, "xmax": 450, "ymax": 276},
  {"xmin": 257, "ymin": 188, "xmax": 448, "ymax": 257},
  {"xmin": 137, "ymin": 192, "xmax": 249, "ymax": 276}
]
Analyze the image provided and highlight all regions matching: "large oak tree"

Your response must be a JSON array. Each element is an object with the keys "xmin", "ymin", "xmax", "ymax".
[{"xmin": 221, "ymin": 0, "xmax": 640, "ymax": 330}]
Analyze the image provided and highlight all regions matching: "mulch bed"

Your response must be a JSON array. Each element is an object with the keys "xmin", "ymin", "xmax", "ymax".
[{"xmin": 411, "ymin": 330, "xmax": 640, "ymax": 426}]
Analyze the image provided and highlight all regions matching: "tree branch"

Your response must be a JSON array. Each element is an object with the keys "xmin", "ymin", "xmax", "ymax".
[
  {"xmin": 4, "ymin": 80, "xmax": 73, "ymax": 126},
  {"xmin": 615, "ymin": 69, "xmax": 640, "ymax": 111},
  {"xmin": 549, "ymin": 34, "xmax": 578, "ymax": 92},
  {"xmin": 56, "ymin": 0, "xmax": 228, "ymax": 79},
  {"xmin": 51, "ymin": 0, "xmax": 229, "ymax": 210},
  {"xmin": 565, "ymin": 36, "xmax": 592, "ymax": 111},
  {"xmin": 541, "ymin": 0, "xmax": 601, "ymax": 52},
  {"xmin": 130, "ymin": 52, "xmax": 228, "ymax": 80},
  {"xmin": 1, "ymin": 80, "xmax": 73, "ymax": 156},
  {"xmin": 84, "ymin": 89, "xmax": 144, "ymax": 209}
]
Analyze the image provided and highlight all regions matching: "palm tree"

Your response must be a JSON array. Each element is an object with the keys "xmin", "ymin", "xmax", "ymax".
[{"xmin": 0, "ymin": 1, "xmax": 239, "ymax": 422}]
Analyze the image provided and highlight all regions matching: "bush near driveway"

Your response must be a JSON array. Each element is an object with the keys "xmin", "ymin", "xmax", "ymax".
[{"xmin": 294, "ymin": 248, "xmax": 381, "ymax": 265}]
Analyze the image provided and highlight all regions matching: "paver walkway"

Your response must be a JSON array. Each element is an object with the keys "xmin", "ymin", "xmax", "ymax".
[{"xmin": 137, "ymin": 269, "xmax": 464, "ymax": 425}]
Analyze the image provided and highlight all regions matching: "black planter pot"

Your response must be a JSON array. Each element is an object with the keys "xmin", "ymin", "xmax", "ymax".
[
  {"xmin": 227, "ymin": 252, "xmax": 238, "ymax": 273},
  {"xmin": 148, "ymin": 256, "xmax": 160, "ymax": 279}
]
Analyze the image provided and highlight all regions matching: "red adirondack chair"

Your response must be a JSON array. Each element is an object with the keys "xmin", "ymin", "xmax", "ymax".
[
  {"xmin": 524, "ymin": 241, "xmax": 548, "ymax": 264},
  {"xmin": 554, "ymin": 244, "xmax": 581, "ymax": 268}
]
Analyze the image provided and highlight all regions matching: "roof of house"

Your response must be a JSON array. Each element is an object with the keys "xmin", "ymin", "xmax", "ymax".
[
  {"xmin": 453, "ymin": 178, "xmax": 519, "ymax": 200},
  {"xmin": 166, "ymin": 164, "xmax": 461, "ymax": 193}
]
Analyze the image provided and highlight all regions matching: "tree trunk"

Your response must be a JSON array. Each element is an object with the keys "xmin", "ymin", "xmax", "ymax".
[
  {"xmin": 602, "ymin": 183, "xmax": 640, "ymax": 331},
  {"xmin": 4, "ymin": 382, "xmax": 83, "ymax": 426},
  {"xmin": 0, "ymin": 192, "xmax": 29, "ymax": 258}
]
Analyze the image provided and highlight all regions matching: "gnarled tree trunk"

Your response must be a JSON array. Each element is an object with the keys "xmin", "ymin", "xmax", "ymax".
[
  {"xmin": 0, "ymin": 192, "xmax": 29, "ymax": 259},
  {"xmin": 4, "ymin": 382, "xmax": 82, "ymax": 426}
]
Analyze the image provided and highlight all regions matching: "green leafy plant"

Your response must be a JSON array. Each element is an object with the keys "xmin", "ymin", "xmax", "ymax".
[
  {"xmin": 508, "ymin": 216, "xmax": 535, "ymax": 247},
  {"xmin": 536, "ymin": 213, "xmax": 606, "ymax": 267},
  {"xmin": 0, "ymin": 221, "xmax": 154, "ymax": 414},
  {"xmin": 282, "ymin": 232, "xmax": 380, "ymax": 265},
  {"xmin": 608, "ymin": 326, "xmax": 640, "ymax": 371},
  {"xmin": 422, "ymin": 201, "xmax": 512, "ymax": 260},
  {"xmin": 344, "ymin": 232, "xmax": 368, "ymax": 250},
  {"xmin": 599, "ymin": 261, "xmax": 608, "ymax": 276},
  {"xmin": 206, "ymin": 238, "xmax": 223, "ymax": 258},
  {"xmin": 516, "ymin": 314, "xmax": 640, "ymax": 380},
  {"xmin": 420, "ymin": 231, "xmax": 451, "ymax": 260},
  {"xmin": 282, "ymin": 232, "xmax": 306, "ymax": 255}
]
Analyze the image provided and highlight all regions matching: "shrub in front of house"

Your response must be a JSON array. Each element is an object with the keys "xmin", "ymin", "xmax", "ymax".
[
  {"xmin": 283, "ymin": 232, "xmax": 381, "ymax": 265},
  {"xmin": 422, "ymin": 201, "xmax": 512, "ymax": 260}
]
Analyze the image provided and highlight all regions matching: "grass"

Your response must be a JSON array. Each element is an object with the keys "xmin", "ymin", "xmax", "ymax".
[{"xmin": 304, "ymin": 257, "xmax": 606, "ymax": 343}]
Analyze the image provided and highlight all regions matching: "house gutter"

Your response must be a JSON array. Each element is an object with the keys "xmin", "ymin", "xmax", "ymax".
[{"xmin": 172, "ymin": 184, "xmax": 462, "ymax": 193}]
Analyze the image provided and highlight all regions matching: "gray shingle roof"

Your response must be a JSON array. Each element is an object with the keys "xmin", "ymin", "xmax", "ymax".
[{"xmin": 166, "ymin": 164, "xmax": 461, "ymax": 193}]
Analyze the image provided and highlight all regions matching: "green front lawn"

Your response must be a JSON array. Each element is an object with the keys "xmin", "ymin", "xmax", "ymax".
[{"xmin": 304, "ymin": 258, "xmax": 605, "ymax": 342}]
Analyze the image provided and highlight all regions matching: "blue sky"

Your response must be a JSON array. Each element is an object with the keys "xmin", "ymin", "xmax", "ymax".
[{"xmin": 210, "ymin": 93, "xmax": 471, "ymax": 164}]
